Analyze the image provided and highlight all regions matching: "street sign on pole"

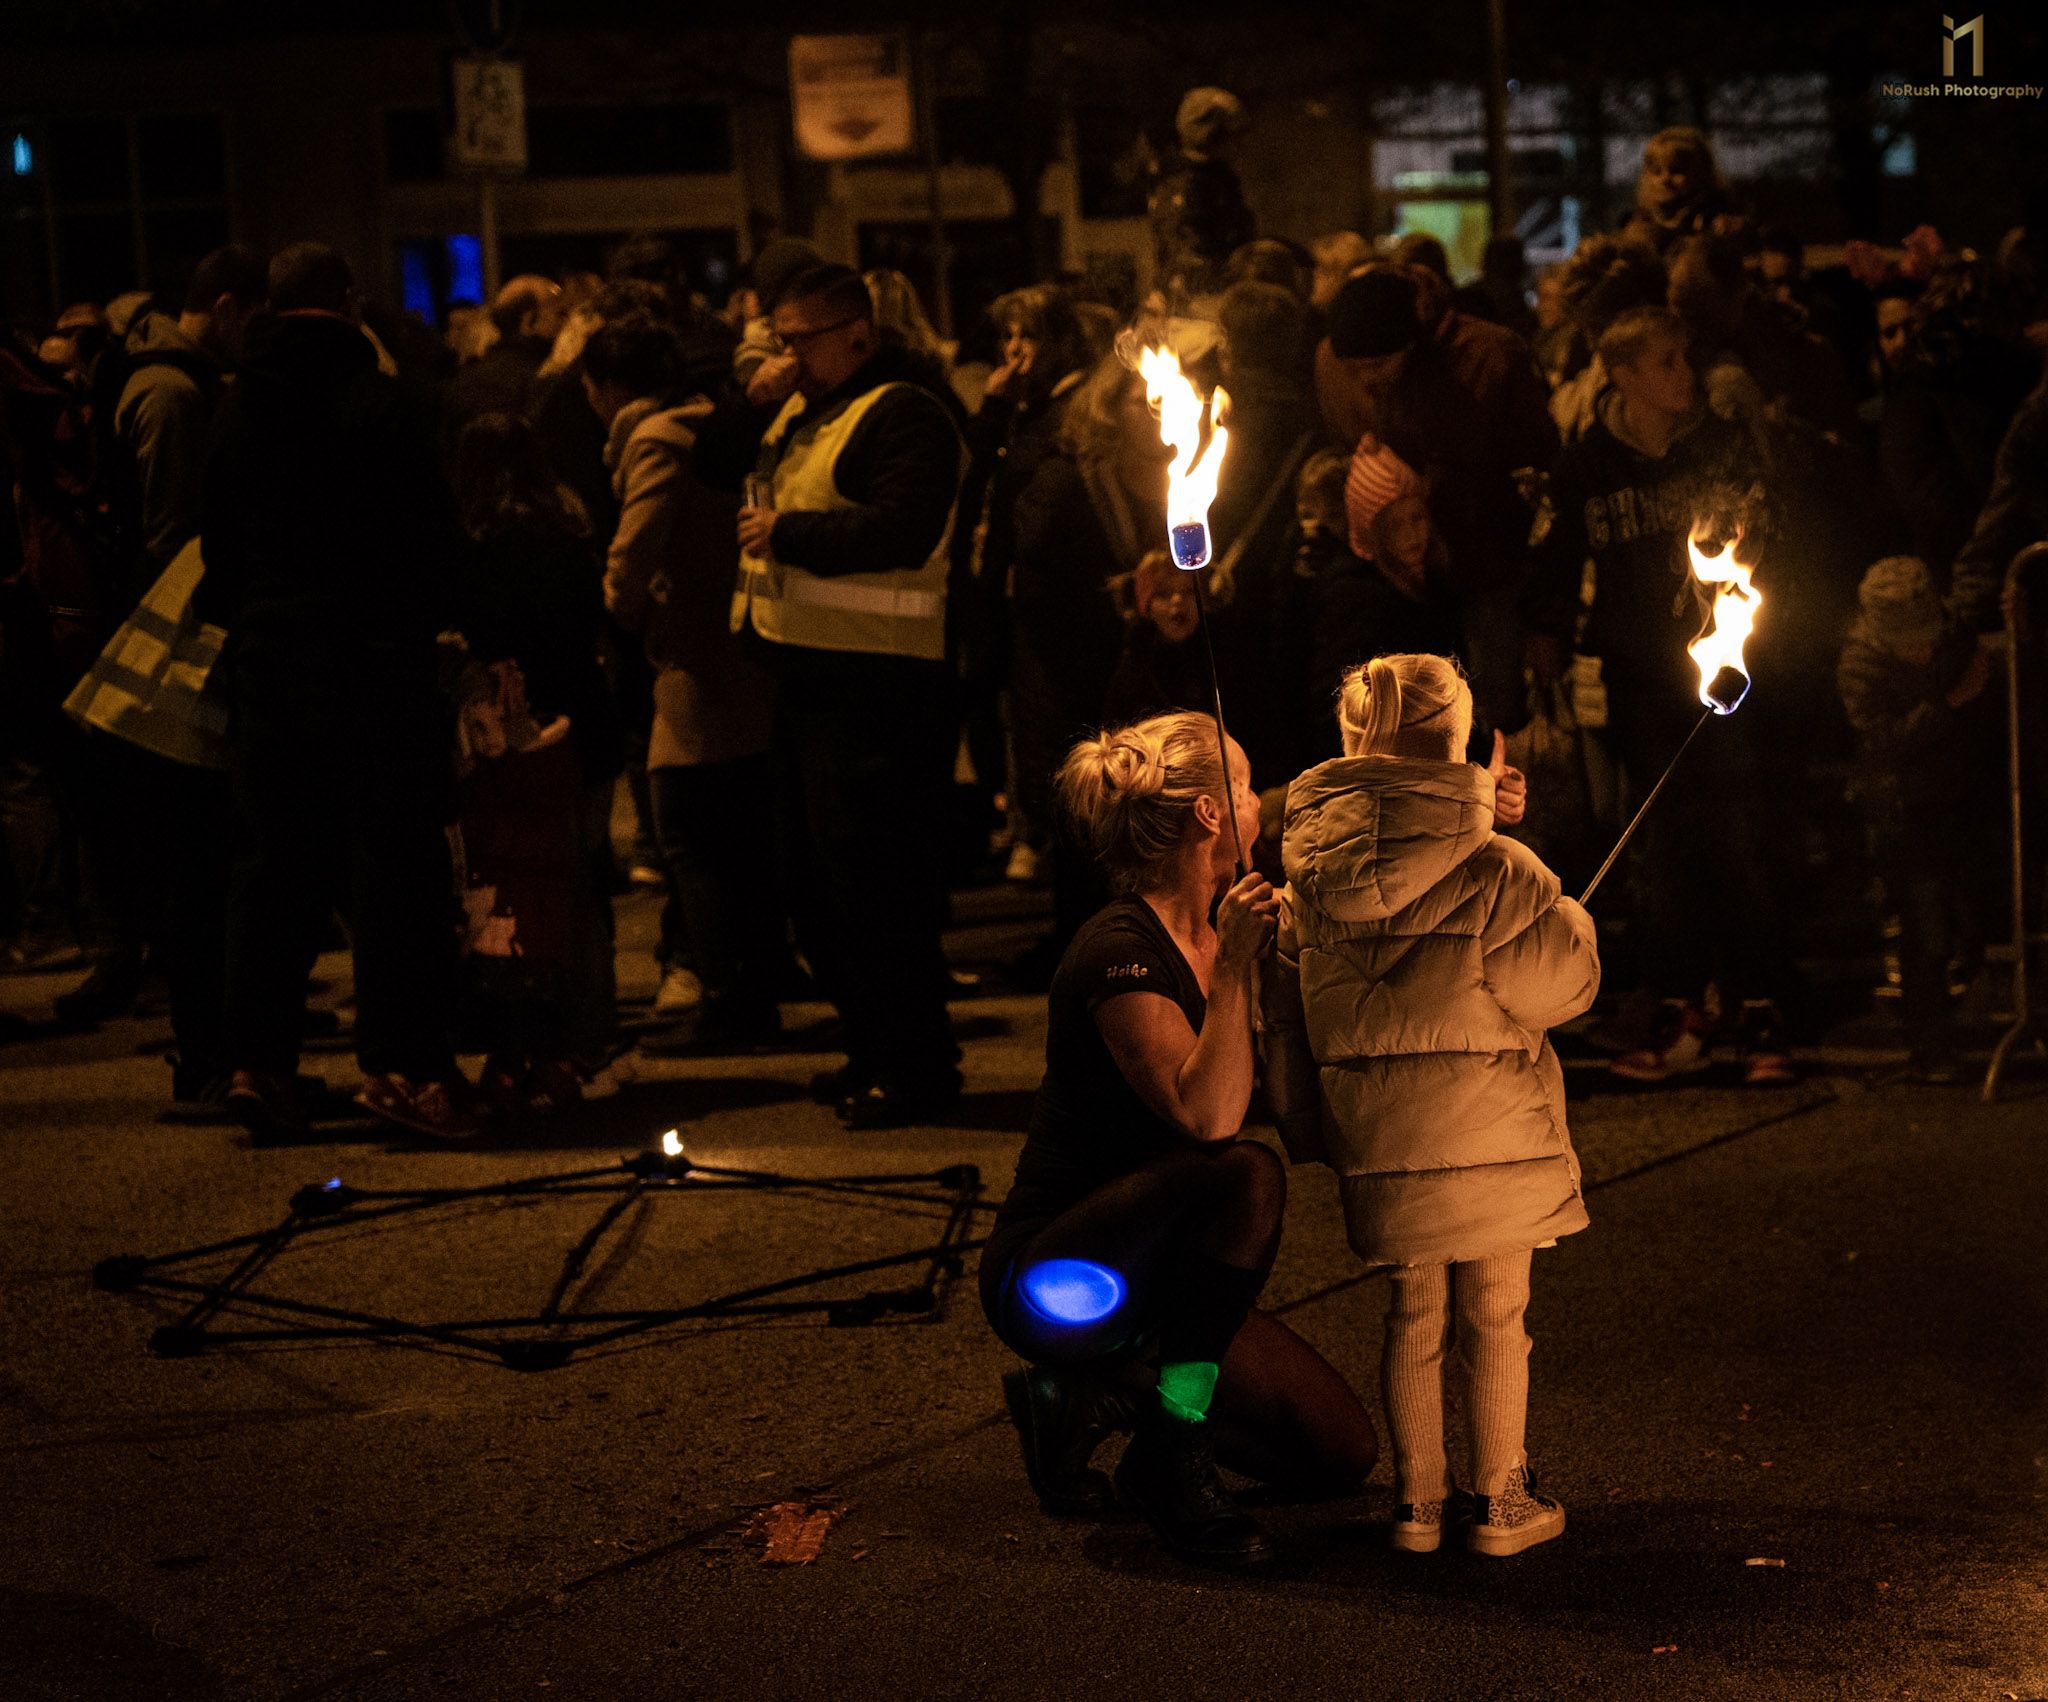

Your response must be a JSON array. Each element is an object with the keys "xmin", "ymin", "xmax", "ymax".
[
  {"xmin": 451, "ymin": 56, "xmax": 527, "ymax": 175},
  {"xmin": 789, "ymin": 34, "xmax": 914, "ymax": 162},
  {"xmin": 449, "ymin": 54, "xmax": 523, "ymax": 303}
]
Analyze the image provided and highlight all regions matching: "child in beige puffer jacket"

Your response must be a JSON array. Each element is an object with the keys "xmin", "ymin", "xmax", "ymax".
[{"xmin": 1263, "ymin": 653, "xmax": 1600, "ymax": 1556}]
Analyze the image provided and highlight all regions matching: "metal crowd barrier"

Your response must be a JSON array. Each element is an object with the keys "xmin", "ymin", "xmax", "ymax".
[{"xmin": 1983, "ymin": 539, "xmax": 2048, "ymax": 1103}]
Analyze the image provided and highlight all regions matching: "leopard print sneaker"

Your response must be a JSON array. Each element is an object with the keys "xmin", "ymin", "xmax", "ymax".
[
  {"xmin": 1467, "ymin": 1464, "xmax": 1566, "ymax": 1557},
  {"xmin": 1390, "ymin": 1498, "xmax": 1445, "ymax": 1553}
]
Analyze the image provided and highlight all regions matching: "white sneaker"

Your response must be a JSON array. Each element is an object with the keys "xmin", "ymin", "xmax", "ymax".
[
  {"xmin": 1467, "ymin": 1465, "xmax": 1566, "ymax": 1557},
  {"xmin": 578, "ymin": 1055, "xmax": 636, "ymax": 1100},
  {"xmin": 1390, "ymin": 1499, "xmax": 1445, "ymax": 1553},
  {"xmin": 654, "ymin": 966, "xmax": 704, "ymax": 1015}
]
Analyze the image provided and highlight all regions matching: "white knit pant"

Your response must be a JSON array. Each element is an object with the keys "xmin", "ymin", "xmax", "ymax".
[{"xmin": 1380, "ymin": 1250, "xmax": 1534, "ymax": 1501}]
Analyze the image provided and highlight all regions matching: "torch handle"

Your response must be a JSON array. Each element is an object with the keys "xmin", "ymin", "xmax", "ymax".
[
  {"xmin": 1577, "ymin": 705, "xmax": 1715, "ymax": 907},
  {"xmin": 1190, "ymin": 569, "xmax": 1247, "ymax": 879}
]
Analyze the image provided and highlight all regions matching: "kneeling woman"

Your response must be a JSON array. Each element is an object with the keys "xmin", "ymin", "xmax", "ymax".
[{"xmin": 980, "ymin": 711, "xmax": 1378, "ymax": 1568}]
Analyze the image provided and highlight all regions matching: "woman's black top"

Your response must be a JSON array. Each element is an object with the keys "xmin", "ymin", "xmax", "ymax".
[{"xmin": 981, "ymin": 898, "xmax": 1207, "ymax": 1296}]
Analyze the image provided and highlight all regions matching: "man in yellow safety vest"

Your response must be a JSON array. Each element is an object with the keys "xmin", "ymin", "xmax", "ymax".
[{"xmin": 698, "ymin": 262, "xmax": 966, "ymax": 1128}]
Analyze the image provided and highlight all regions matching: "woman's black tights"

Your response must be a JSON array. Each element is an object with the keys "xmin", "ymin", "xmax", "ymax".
[{"xmin": 990, "ymin": 1141, "xmax": 1377, "ymax": 1493}]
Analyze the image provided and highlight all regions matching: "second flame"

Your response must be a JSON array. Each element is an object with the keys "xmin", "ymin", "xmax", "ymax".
[{"xmin": 1686, "ymin": 529, "xmax": 1761, "ymax": 715}]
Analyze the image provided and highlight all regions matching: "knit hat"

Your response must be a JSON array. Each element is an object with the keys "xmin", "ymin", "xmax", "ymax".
[
  {"xmin": 748, "ymin": 238, "xmax": 823, "ymax": 312},
  {"xmin": 1325, "ymin": 267, "xmax": 1421, "ymax": 359},
  {"xmin": 1345, "ymin": 434, "xmax": 1423, "ymax": 558},
  {"xmin": 1175, "ymin": 87, "xmax": 1245, "ymax": 158},
  {"xmin": 1857, "ymin": 555, "xmax": 1944, "ymax": 651}
]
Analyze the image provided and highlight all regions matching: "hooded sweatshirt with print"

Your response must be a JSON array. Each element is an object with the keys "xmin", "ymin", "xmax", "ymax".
[
  {"xmin": 1522, "ymin": 389, "xmax": 1758, "ymax": 698},
  {"xmin": 1262, "ymin": 755, "xmax": 1600, "ymax": 1267}
]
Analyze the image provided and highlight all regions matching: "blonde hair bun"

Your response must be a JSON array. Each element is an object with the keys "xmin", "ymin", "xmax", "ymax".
[
  {"xmin": 1058, "ymin": 712, "xmax": 1226, "ymax": 893},
  {"xmin": 1336, "ymin": 653, "xmax": 1472, "ymax": 759}
]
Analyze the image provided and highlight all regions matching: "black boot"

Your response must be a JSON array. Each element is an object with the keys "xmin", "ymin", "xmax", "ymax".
[
  {"xmin": 1114, "ymin": 1408, "xmax": 1275, "ymax": 1569},
  {"xmin": 835, "ymin": 1070, "xmax": 962, "ymax": 1131},
  {"xmin": 1001, "ymin": 1367, "xmax": 1140, "ymax": 1518}
]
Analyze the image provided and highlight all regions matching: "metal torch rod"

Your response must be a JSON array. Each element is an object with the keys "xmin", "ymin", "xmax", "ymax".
[
  {"xmin": 1189, "ymin": 567, "xmax": 1247, "ymax": 878},
  {"xmin": 1578, "ymin": 703, "xmax": 1715, "ymax": 906}
]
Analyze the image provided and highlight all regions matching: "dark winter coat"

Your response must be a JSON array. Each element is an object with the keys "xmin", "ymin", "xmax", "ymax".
[
  {"xmin": 1878, "ymin": 349, "xmax": 2029, "ymax": 579},
  {"xmin": 443, "ymin": 334, "xmax": 552, "ymax": 436},
  {"xmin": 531, "ymin": 363, "xmax": 618, "ymax": 540},
  {"xmin": 1103, "ymin": 620, "xmax": 1211, "ymax": 725},
  {"xmin": 0, "ymin": 344, "xmax": 104, "ymax": 686},
  {"xmin": 952, "ymin": 371, "xmax": 1084, "ymax": 689},
  {"xmin": 113, "ymin": 309, "xmax": 222, "ymax": 579},
  {"xmin": 1949, "ymin": 368, "xmax": 2048, "ymax": 632},
  {"xmin": 459, "ymin": 523, "xmax": 623, "ymax": 782},
  {"xmin": 1279, "ymin": 530, "xmax": 1465, "ymax": 770},
  {"xmin": 601, "ymin": 396, "xmax": 772, "ymax": 770},
  {"xmin": 197, "ymin": 311, "xmax": 461, "ymax": 676},
  {"xmin": 1006, "ymin": 449, "xmax": 1135, "ymax": 809},
  {"xmin": 968, "ymin": 372, "xmax": 1083, "ymax": 597},
  {"xmin": 1836, "ymin": 625, "xmax": 2001, "ymax": 831},
  {"xmin": 1315, "ymin": 312, "xmax": 1556, "ymax": 595},
  {"xmin": 1149, "ymin": 153, "xmax": 1255, "ymax": 288},
  {"xmin": 1205, "ymin": 366, "xmax": 1323, "ymax": 778}
]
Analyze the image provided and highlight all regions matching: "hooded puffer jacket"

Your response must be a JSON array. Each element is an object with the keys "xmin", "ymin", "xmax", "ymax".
[{"xmin": 1263, "ymin": 754, "xmax": 1600, "ymax": 1266}]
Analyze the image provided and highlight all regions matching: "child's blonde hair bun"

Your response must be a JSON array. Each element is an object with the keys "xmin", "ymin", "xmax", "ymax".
[{"xmin": 1337, "ymin": 653, "xmax": 1472, "ymax": 759}]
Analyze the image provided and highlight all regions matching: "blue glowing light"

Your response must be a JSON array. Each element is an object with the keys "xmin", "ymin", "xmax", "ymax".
[
  {"xmin": 399, "ymin": 245, "xmax": 434, "ymax": 321},
  {"xmin": 323, "ymin": 1177, "xmax": 343, "ymax": 1192},
  {"xmin": 1018, "ymin": 1258, "xmax": 1126, "ymax": 1326},
  {"xmin": 445, "ymin": 234, "xmax": 484, "ymax": 305},
  {"xmin": 10, "ymin": 134, "xmax": 31, "ymax": 177}
]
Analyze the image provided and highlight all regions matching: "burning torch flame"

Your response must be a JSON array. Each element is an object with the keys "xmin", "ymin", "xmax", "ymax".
[
  {"xmin": 1136, "ymin": 344, "xmax": 1230, "ymax": 570},
  {"xmin": 1685, "ymin": 530, "xmax": 1761, "ymax": 715},
  {"xmin": 660, "ymin": 1129, "xmax": 684, "ymax": 1160}
]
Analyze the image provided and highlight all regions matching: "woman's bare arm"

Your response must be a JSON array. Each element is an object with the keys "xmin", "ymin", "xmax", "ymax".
[{"xmin": 1090, "ymin": 873, "xmax": 1276, "ymax": 1142}]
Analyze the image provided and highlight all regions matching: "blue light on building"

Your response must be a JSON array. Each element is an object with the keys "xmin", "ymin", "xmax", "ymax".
[
  {"xmin": 11, "ymin": 134, "xmax": 32, "ymax": 177},
  {"xmin": 446, "ymin": 234, "xmax": 485, "ymax": 304},
  {"xmin": 399, "ymin": 247, "xmax": 434, "ymax": 320}
]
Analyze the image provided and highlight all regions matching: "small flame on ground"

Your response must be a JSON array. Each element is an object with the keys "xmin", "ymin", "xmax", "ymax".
[
  {"xmin": 1135, "ymin": 344, "xmax": 1229, "ymax": 568},
  {"xmin": 660, "ymin": 1129, "xmax": 684, "ymax": 1159},
  {"xmin": 1686, "ymin": 529, "xmax": 1761, "ymax": 714}
]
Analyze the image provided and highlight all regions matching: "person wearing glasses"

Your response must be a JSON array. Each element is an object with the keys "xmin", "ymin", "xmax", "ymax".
[{"xmin": 696, "ymin": 262, "xmax": 967, "ymax": 1129}]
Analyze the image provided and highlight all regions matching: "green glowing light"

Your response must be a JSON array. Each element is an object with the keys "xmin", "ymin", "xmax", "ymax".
[{"xmin": 1157, "ymin": 1360, "xmax": 1219, "ymax": 1424}]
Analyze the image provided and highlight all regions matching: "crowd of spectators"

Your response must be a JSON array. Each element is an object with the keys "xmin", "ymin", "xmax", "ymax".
[{"xmin": 4, "ymin": 99, "xmax": 2045, "ymax": 1136}]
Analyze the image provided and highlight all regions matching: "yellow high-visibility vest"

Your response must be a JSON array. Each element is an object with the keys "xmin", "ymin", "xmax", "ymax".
[{"xmin": 730, "ymin": 380, "xmax": 958, "ymax": 662}]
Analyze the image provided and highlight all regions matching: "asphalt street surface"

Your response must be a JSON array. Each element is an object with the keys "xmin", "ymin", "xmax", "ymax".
[{"xmin": 4, "ymin": 882, "xmax": 2046, "ymax": 1701}]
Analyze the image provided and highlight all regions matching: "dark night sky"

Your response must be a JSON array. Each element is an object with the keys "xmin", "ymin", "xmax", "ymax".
[{"xmin": 0, "ymin": 0, "xmax": 2038, "ymax": 71}]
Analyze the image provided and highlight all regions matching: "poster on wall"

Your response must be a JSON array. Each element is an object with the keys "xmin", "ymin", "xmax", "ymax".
[{"xmin": 788, "ymin": 34, "xmax": 914, "ymax": 162}]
